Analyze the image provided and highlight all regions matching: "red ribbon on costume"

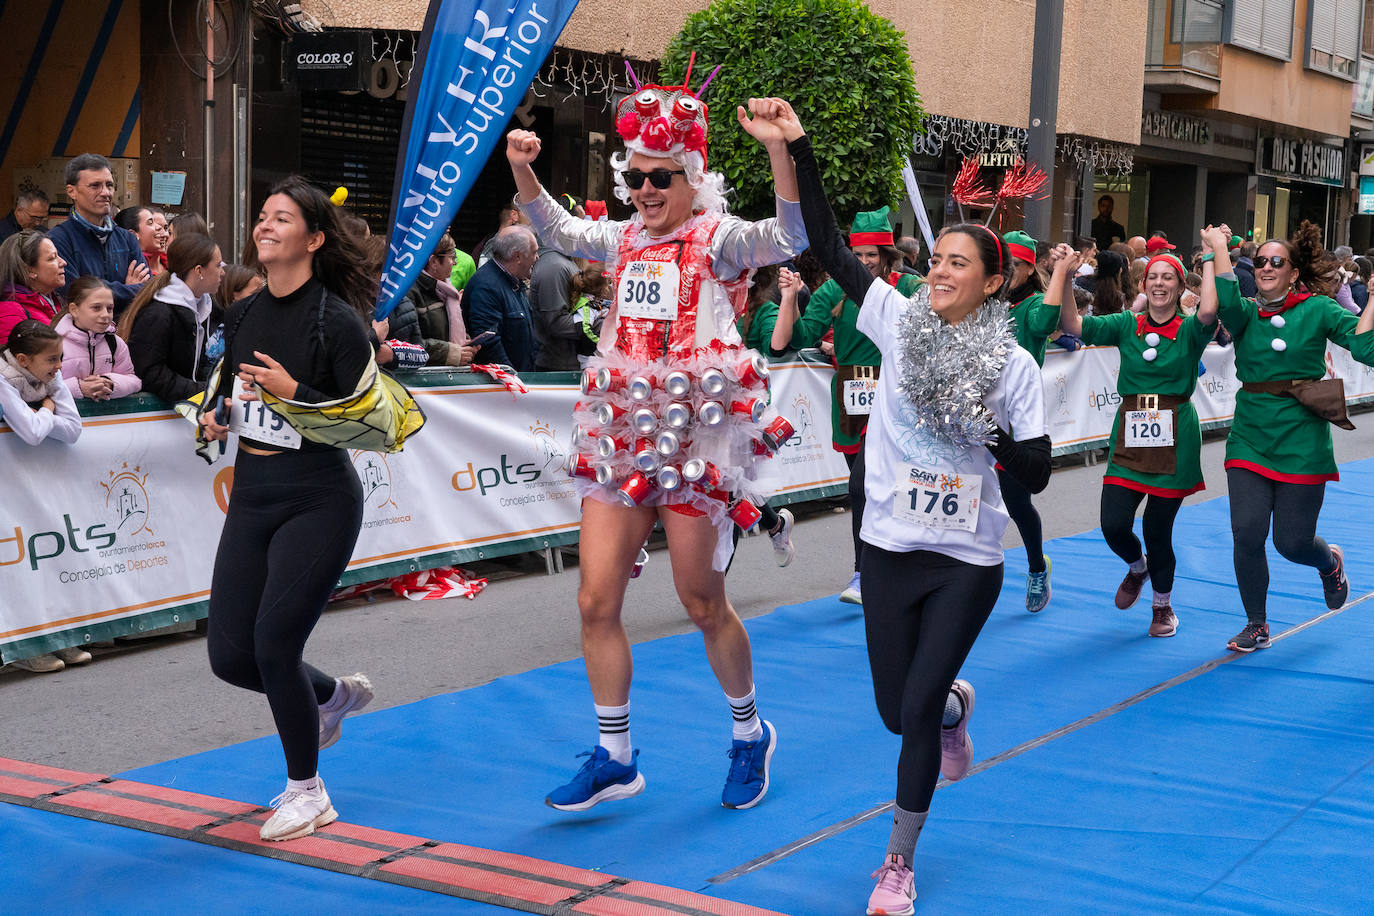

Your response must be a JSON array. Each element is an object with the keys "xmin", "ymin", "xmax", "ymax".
[
  {"xmin": 470, "ymin": 363, "xmax": 530, "ymax": 396},
  {"xmin": 1257, "ymin": 290, "xmax": 1312, "ymax": 318},
  {"xmin": 1135, "ymin": 313, "xmax": 1184, "ymax": 341}
]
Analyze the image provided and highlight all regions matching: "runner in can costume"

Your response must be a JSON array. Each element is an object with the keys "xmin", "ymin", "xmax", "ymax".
[{"xmin": 506, "ymin": 85, "xmax": 805, "ymax": 812}]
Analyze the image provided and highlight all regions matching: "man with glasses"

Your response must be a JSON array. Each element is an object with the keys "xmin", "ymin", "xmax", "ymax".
[
  {"xmin": 0, "ymin": 189, "xmax": 50, "ymax": 242},
  {"xmin": 46, "ymin": 153, "xmax": 149, "ymax": 313}
]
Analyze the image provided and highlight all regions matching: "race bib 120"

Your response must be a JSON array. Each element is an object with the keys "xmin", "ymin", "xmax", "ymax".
[
  {"xmin": 1124, "ymin": 409, "xmax": 1174, "ymax": 448},
  {"xmin": 229, "ymin": 377, "xmax": 302, "ymax": 449},
  {"xmin": 892, "ymin": 464, "xmax": 981, "ymax": 532},
  {"xmin": 617, "ymin": 260, "xmax": 680, "ymax": 321}
]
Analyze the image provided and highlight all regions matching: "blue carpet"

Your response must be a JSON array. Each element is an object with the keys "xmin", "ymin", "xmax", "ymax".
[{"xmin": 7, "ymin": 458, "xmax": 1374, "ymax": 913}]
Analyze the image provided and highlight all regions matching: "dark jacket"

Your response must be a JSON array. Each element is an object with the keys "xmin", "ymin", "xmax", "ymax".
[
  {"xmin": 1233, "ymin": 257, "xmax": 1257, "ymax": 298},
  {"xmin": 47, "ymin": 215, "xmax": 148, "ymax": 313},
  {"xmin": 1352, "ymin": 279, "xmax": 1369, "ymax": 312},
  {"xmin": 464, "ymin": 259, "xmax": 536, "ymax": 371},
  {"xmin": 529, "ymin": 246, "xmax": 581, "ymax": 371},
  {"xmin": 0, "ymin": 211, "xmax": 23, "ymax": 244},
  {"xmin": 406, "ymin": 271, "xmax": 465, "ymax": 365},
  {"xmin": 126, "ymin": 280, "xmax": 217, "ymax": 404}
]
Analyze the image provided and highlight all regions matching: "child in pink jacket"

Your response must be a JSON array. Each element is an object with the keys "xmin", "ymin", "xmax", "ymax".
[{"xmin": 55, "ymin": 277, "xmax": 141, "ymax": 400}]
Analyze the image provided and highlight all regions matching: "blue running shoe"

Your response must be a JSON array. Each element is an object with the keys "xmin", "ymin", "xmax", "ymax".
[
  {"xmin": 1025, "ymin": 556, "xmax": 1052, "ymax": 613},
  {"xmin": 840, "ymin": 572, "xmax": 862, "ymax": 605},
  {"xmin": 545, "ymin": 747, "xmax": 645, "ymax": 811},
  {"xmin": 722, "ymin": 720, "xmax": 776, "ymax": 809}
]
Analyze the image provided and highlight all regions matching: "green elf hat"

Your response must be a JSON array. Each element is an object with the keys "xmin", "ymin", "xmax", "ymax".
[
  {"xmin": 849, "ymin": 206, "xmax": 895, "ymax": 247},
  {"xmin": 1003, "ymin": 230, "xmax": 1038, "ymax": 265}
]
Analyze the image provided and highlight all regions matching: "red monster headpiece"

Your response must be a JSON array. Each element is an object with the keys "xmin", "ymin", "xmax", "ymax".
[{"xmin": 616, "ymin": 56, "xmax": 717, "ymax": 167}]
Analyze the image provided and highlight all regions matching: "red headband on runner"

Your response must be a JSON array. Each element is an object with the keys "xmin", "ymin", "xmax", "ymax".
[
  {"xmin": 973, "ymin": 224, "xmax": 1003, "ymax": 276},
  {"xmin": 1145, "ymin": 253, "xmax": 1185, "ymax": 281}
]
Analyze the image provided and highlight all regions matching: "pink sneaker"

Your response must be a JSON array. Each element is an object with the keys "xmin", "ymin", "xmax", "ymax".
[
  {"xmin": 940, "ymin": 679, "xmax": 975, "ymax": 781},
  {"xmin": 866, "ymin": 854, "xmax": 915, "ymax": 915}
]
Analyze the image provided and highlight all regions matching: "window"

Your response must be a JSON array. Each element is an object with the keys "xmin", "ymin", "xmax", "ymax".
[
  {"xmin": 1364, "ymin": 0, "xmax": 1374, "ymax": 56},
  {"xmin": 1227, "ymin": 0, "xmax": 1294, "ymax": 60},
  {"xmin": 1308, "ymin": 0, "xmax": 1362, "ymax": 78}
]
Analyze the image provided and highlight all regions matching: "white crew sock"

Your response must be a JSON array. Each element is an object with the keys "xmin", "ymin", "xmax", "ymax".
[
  {"xmin": 319, "ymin": 678, "xmax": 346, "ymax": 712},
  {"xmin": 595, "ymin": 702, "xmax": 632, "ymax": 764},
  {"xmin": 1129, "ymin": 557, "xmax": 1147, "ymax": 575},
  {"xmin": 286, "ymin": 775, "xmax": 321, "ymax": 793},
  {"xmin": 727, "ymin": 687, "xmax": 764, "ymax": 742}
]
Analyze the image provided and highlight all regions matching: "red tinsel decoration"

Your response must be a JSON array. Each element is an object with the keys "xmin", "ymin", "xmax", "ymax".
[
  {"xmin": 950, "ymin": 157, "xmax": 995, "ymax": 208},
  {"xmin": 996, "ymin": 158, "xmax": 1050, "ymax": 202}
]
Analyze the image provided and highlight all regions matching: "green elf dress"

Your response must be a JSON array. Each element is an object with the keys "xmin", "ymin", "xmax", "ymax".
[
  {"xmin": 1003, "ymin": 230, "xmax": 1060, "ymax": 368},
  {"xmin": 1216, "ymin": 275, "xmax": 1374, "ymax": 483}
]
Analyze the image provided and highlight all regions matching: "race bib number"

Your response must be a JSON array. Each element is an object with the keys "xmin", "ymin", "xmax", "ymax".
[
  {"xmin": 843, "ymin": 378, "xmax": 877, "ymax": 415},
  {"xmin": 1124, "ymin": 409, "xmax": 1174, "ymax": 448},
  {"xmin": 892, "ymin": 464, "xmax": 981, "ymax": 532},
  {"xmin": 229, "ymin": 377, "xmax": 302, "ymax": 449},
  {"xmin": 617, "ymin": 261, "xmax": 680, "ymax": 321}
]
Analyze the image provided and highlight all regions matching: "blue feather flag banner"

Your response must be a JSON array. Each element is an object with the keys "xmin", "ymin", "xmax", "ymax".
[{"xmin": 377, "ymin": 0, "xmax": 580, "ymax": 319}]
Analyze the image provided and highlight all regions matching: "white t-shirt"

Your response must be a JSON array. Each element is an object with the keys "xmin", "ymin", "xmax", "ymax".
[{"xmin": 855, "ymin": 280, "xmax": 1047, "ymax": 566}]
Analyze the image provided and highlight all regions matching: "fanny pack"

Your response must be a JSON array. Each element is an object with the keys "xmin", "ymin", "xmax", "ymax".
[{"xmin": 1240, "ymin": 378, "xmax": 1355, "ymax": 430}]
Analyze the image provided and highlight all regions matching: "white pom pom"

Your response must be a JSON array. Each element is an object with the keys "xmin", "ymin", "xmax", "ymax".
[
  {"xmin": 1271, "ymin": 338, "xmax": 1287, "ymax": 352},
  {"xmin": 1270, "ymin": 314, "xmax": 1286, "ymax": 329},
  {"xmin": 1145, "ymin": 332, "xmax": 1160, "ymax": 347},
  {"xmin": 1143, "ymin": 347, "xmax": 1158, "ymax": 361}
]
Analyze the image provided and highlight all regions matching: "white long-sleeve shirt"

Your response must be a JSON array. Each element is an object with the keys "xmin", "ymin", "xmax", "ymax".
[{"xmin": 0, "ymin": 374, "xmax": 82, "ymax": 445}]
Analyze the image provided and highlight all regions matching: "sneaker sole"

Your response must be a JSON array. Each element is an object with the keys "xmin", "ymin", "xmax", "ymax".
[
  {"xmin": 1149, "ymin": 622, "xmax": 1178, "ymax": 637},
  {"xmin": 1227, "ymin": 638, "xmax": 1271, "ymax": 653},
  {"xmin": 545, "ymin": 772, "xmax": 645, "ymax": 812},
  {"xmin": 319, "ymin": 678, "xmax": 375, "ymax": 750},
  {"xmin": 867, "ymin": 902, "xmax": 916, "ymax": 916},
  {"xmin": 723, "ymin": 721, "xmax": 778, "ymax": 810},
  {"xmin": 839, "ymin": 589, "xmax": 862, "ymax": 605},
  {"xmin": 261, "ymin": 804, "xmax": 338, "ymax": 842}
]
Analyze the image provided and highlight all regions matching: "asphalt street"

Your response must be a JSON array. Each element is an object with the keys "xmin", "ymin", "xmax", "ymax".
[{"xmin": 7, "ymin": 418, "xmax": 1374, "ymax": 773}]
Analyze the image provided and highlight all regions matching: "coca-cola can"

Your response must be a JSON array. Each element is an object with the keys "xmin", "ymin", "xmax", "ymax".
[
  {"xmin": 618, "ymin": 470, "xmax": 653, "ymax": 506},
  {"xmin": 663, "ymin": 370, "xmax": 692, "ymax": 398},
  {"xmin": 596, "ymin": 434, "xmax": 628, "ymax": 459},
  {"xmin": 593, "ymin": 401, "xmax": 627, "ymax": 426},
  {"xmin": 664, "ymin": 401, "xmax": 692, "ymax": 429},
  {"xmin": 656, "ymin": 464, "xmax": 682, "ymax": 490},
  {"xmin": 700, "ymin": 367, "xmax": 727, "ymax": 397},
  {"xmin": 567, "ymin": 453, "xmax": 598, "ymax": 479},
  {"xmin": 631, "ymin": 407, "xmax": 658, "ymax": 435},
  {"xmin": 594, "ymin": 464, "xmax": 614, "ymax": 485},
  {"xmin": 629, "ymin": 546, "xmax": 649, "ymax": 579},
  {"xmin": 736, "ymin": 353, "xmax": 770, "ymax": 388},
  {"xmin": 751, "ymin": 438, "xmax": 772, "ymax": 456},
  {"xmin": 627, "ymin": 374, "xmax": 655, "ymax": 401},
  {"xmin": 681, "ymin": 458, "xmax": 723, "ymax": 489},
  {"xmin": 731, "ymin": 397, "xmax": 767, "ymax": 422},
  {"xmin": 697, "ymin": 401, "xmax": 724, "ymax": 426},
  {"xmin": 579, "ymin": 367, "xmax": 600, "ymax": 395},
  {"xmin": 654, "ymin": 429, "xmax": 681, "ymax": 456},
  {"xmin": 728, "ymin": 500, "xmax": 763, "ymax": 530},
  {"xmin": 633, "ymin": 440, "xmax": 661, "ymax": 472},
  {"xmin": 762, "ymin": 415, "xmax": 796, "ymax": 451},
  {"xmin": 596, "ymin": 367, "xmax": 627, "ymax": 393}
]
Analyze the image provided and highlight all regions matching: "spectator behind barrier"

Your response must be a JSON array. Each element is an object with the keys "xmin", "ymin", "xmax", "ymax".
[
  {"xmin": 1351, "ymin": 257, "xmax": 1371, "ymax": 312},
  {"xmin": 218, "ymin": 263, "xmax": 264, "ymax": 312},
  {"xmin": 568, "ymin": 262, "xmax": 609, "ymax": 357},
  {"xmin": 46, "ymin": 153, "xmax": 149, "ymax": 312},
  {"xmin": 168, "ymin": 211, "xmax": 210, "ymax": 245},
  {"xmin": 529, "ymin": 208, "xmax": 582, "ymax": 370},
  {"xmin": 1, "ymin": 188, "xmax": 50, "ymax": 243},
  {"xmin": 115, "ymin": 206, "xmax": 168, "ymax": 277},
  {"xmin": 473, "ymin": 203, "xmax": 528, "ymax": 267},
  {"xmin": 362, "ymin": 235, "xmax": 428, "ymax": 371},
  {"xmin": 463, "ymin": 225, "xmax": 538, "ymax": 371},
  {"xmin": 404, "ymin": 233, "xmax": 472, "ymax": 367},
  {"xmin": 0, "ymin": 230, "xmax": 66, "ymax": 346},
  {"xmin": 56, "ymin": 277, "xmax": 141, "ymax": 400},
  {"xmin": 118, "ymin": 234, "xmax": 225, "ymax": 404}
]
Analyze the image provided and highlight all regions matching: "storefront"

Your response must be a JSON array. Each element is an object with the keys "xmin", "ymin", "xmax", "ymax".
[{"xmin": 1254, "ymin": 133, "xmax": 1348, "ymax": 245}]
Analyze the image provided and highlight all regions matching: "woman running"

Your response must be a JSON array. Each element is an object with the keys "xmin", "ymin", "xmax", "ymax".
[
  {"xmin": 768, "ymin": 100, "xmax": 1049, "ymax": 914},
  {"xmin": 1052, "ymin": 232, "xmax": 1218, "ymax": 637},
  {"xmin": 1204, "ymin": 221, "xmax": 1374, "ymax": 652}
]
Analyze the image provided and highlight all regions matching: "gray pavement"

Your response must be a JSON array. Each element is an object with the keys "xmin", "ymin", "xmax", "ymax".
[{"xmin": 7, "ymin": 419, "xmax": 1374, "ymax": 774}]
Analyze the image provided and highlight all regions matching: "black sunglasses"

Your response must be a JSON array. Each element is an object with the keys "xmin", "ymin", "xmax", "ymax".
[
  {"xmin": 624, "ymin": 168, "xmax": 685, "ymax": 190},
  {"xmin": 1253, "ymin": 255, "xmax": 1289, "ymax": 269}
]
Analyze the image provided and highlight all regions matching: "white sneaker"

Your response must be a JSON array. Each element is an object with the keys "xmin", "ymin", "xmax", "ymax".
[
  {"xmin": 54, "ymin": 646, "xmax": 93, "ymax": 665},
  {"xmin": 769, "ymin": 508, "xmax": 796, "ymax": 567},
  {"xmin": 319, "ymin": 673, "xmax": 374, "ymax": 750},
  {"xmin": 12, "ymin": 653, "xmax": 64, "ymax": 673},
  {"xmin": 259, "ymin": 780, "xmax": 338, "ymax": 841}
]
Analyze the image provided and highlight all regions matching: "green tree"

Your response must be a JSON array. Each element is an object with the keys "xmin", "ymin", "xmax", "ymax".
[{"xmin": 661, "ymin": 0, "xmax": 924, "ymax": 222}]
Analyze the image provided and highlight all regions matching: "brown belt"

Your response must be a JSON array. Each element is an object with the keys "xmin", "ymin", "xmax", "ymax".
[
  {"xmin": 1120, "ymin": 393, "xmax": 1188, "ymax": 412},
  {"xmin": 1240, "ymin": 378, "xmax": 1355, "ymax": 430}
]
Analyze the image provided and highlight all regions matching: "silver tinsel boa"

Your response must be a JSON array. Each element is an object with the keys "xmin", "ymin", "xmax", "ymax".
[{"xmin": 894, "ymin": 284, "xmax": 1015, "ymax": 449}]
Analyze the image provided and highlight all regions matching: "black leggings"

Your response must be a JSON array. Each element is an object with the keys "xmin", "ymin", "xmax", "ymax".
[
  {"xmin": 846, "ymin": 444, "xmax": 866, "ymax": 572},
  {"xmin": 1227, "ymin": 466, "xmax": 1334, "ymax": 624},
  {"xmin": 1099, "ymin": 483, "xmax": 1183, "ymax": 594},
  {"xmin": 861, "ymin": 545, "xmax": 1003, "ymax": 812},
  {"xmin": 207, "ymin": 449, "xmax": 364, "ymax": 780},
  {"xmin": 997, "ymin": 469, "xmax": 1045, "ymax": 573}
]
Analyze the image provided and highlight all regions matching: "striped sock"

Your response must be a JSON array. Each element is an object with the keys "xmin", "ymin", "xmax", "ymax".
[
  {"xmin": 595, "ymin": 703, "xmax": 632, "ymax": 764},
  {"xmin": 1153, "ymin": 590, "xmax": 1171, "ymax": 608},
  {"xmin": 727, "ymin": 688, "xmax": 764, "ymax": 742}
]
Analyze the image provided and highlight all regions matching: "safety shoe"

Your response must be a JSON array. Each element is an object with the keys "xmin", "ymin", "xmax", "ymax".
[
  {"xmin": 11, "ymin": 653, "xmax": 64, "ymax": 673},
  {"xmin": 1025, "ymin": 556, "xmax": 1052, "ymax": 613},
  {"xmin": 1228, "ymin": 621, "xmax": 1271, "ymax": 653},
  {"xmin": 260, "ymin": 780, "xmax": 338, "ymax": 841},
  {"xmin": 1148, "ymin": 603, "xmax": 1178, "ymax": 638},
  {"xmin": 940, "ymin": 679, "xmax": 975, "ymax": 781},
  {"xmin": 866, "ymin": 853, "xmax": 916, "ymax": 915},
  {"xmin": 722, "ymin": 720, "xmax": 776, "ymax": 809},
  {"xmin": 769, "ymin": 509, "xmax": 796, "ymax": 567},
  {"xmin": 1115, "ymin": 564, "xmax": 1149, "ymax": 609},
  {"xmin": 53, "ymin": 646, "xmax": 93, "ymax": 665},
  {"xmin": 546, "ymin": 747, "xmax": 645, "ymax": 811},
  {"xmin": 1321, "ymin": 545, "xmax": 1349, "ymax": 609},
  {"xmin": 840, "ymin": 571, "xmax": 862, "ymax": 605},
  {"xmin": 319, "ymin": 673, "xmax": 374, "ymax": 750}
]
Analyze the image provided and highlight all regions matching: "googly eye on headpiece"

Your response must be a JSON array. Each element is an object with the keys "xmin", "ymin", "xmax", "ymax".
[{"xmin": 615, "ymin": 53, "xmax": 719, "ymax": 166}]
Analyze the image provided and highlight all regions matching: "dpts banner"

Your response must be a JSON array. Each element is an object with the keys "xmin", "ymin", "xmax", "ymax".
[{"xmin": 377, "ymin": 0, "xmax": 581, "ymax": 318}]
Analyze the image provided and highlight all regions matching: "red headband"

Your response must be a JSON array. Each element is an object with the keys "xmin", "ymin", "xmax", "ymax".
[
  {"xmin": 1145, "ymin": 253, "xmax": 1185, "ymax": 281},
  {"xmin": 975, "ymin": 224, "xmax": 1003, "ymax": 275}
]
